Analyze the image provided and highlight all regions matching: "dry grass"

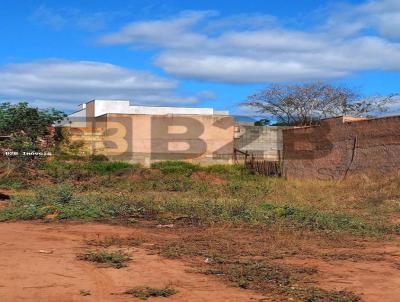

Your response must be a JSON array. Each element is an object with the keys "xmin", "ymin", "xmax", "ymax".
[{"xmin": 85, "ymin": 222, "xmax": 364, "ymax": 301}]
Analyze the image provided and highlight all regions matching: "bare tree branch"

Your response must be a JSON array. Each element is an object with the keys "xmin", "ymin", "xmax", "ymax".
[{"xmin": 241, "ymin": 82, "xmax": 399, "ymax": 126}]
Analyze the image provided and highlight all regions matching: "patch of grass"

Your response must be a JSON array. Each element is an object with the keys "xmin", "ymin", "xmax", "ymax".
[
  {"xmin": 155, "ymin": 173, "xmax": 193, "ymax": 191},
  {"xmin": 124, "ymin": 286, "xmax": 177, "ymax": 300},
  {"xmin": 304, "ymin": 288, "xmax": 361, "ymax": 302},
  {"xmin": 205, "ymin": 259, "xmax": 360, "ymax": 301},
  {"xmin": 0, "ymin": 184, "xmax": 389, "ymax": 236},
  {"xmin": 86, "ymin": 160, "xmax": 134, "ymax": 175},
  {"xmin": 0, "ymin": 186, "xmax": 161, "ymax": 222},
  {"xmin": 158, "ymin": 241, "xmax": 200, "ymax": 259},
  {"xmin": 0, "ymin": 176, "xmax": 25, "ymax": 189},
  {"xmin": 151, "ymin": 160, "xmax": 200, "ymax": 175},
  {"xmin": 150, "ymin": 224, "xmax": 363, "ymax": 301},
  {"xmin": 40, "ymin": 160, "xmax": 93, "ymax": 181},
  {"xmin": 40, "ymin": 159, "xmax": 136, "ymax": 181},
  {"xmin": 77, "ymin": 250, "xmax": 131, "ymax": 268},
  {"xmin": 260, "ymin": 203, "xmax": 384, "ymax": 234},
  {"xmin": 205, "ymin": 259, "xmax": 303, "ymax": 290},
  {"xmin": 320, "ymin": 252, "xmax": 384, "ymax": 262},
  {"xmin": 201, "ymin": 164, "xmax": 249, "ymax": 177}
]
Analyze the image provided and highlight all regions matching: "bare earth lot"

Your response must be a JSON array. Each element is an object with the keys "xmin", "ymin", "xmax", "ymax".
[
  {"xmin": 1, "ymin": 221, "xmax": 400, "ymax": 302},
  {"xmin": 0, "ymin": 221, "xmax": 264, "ymax": 302}
]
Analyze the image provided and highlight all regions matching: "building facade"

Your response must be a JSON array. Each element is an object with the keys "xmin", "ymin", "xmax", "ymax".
[{"xmin": 62, "ymin": 100, "xmax": 235, "ymax": 166}]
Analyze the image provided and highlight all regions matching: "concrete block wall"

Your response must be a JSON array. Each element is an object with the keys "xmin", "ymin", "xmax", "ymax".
[{"xmin": 234, "ymin": 125, "xmax": 284, "ymax": 161}]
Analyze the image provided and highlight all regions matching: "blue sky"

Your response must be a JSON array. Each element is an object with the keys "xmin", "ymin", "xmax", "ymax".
[{"xmin": 0, "ymin": 0, "xmax": 399, "ymax": 115}]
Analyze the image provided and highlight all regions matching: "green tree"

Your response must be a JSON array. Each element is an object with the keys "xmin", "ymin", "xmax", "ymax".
[{"xmin": 0, "ymin": 102, "xmax": 65, "ymax": 152}]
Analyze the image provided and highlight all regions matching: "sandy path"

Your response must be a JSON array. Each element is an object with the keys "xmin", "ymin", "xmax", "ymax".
[{"xmin": 0, "ymin": 222, "xmax": 265, "ymax": 302}]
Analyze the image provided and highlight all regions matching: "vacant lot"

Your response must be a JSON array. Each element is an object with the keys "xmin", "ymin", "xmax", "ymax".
[{"xmin": 1, "ymin": 159, "xmax": 400, "ymax": 301}]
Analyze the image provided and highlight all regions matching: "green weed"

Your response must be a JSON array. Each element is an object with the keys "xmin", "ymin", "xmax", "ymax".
[
  {"xmin": 77, "ymin": 250, "xmax": 131, "ymax": 268},
  {"xmin": 151, "ymin": 160, "xmax": 200, "ymax": 175},
  {"xmin": 124, "ymin": 286, "xmax": 177, "ymax": 300},
  {"xmin": 86, "ymin": 160, "xmax": 134, "ymax": 174}
]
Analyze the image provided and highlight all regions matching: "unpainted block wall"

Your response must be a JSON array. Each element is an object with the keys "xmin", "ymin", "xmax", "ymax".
[
  {"xmin": 283, "ymin": 116, "xmax": 400, "ymax": 179},
  {"xmin": 234, "ymin": 125, "xmax": 284, "ymax": 161}
]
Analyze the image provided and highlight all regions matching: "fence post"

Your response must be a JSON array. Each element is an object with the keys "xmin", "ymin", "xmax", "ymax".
[{"xmin": 278, "ymin": 150, "xmax": 282, "ymax": 177}]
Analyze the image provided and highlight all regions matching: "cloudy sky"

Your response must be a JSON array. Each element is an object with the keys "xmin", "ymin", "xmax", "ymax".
[{"xmin": 1, "ymin": 0, "xmax": 400, "ymax": 113}]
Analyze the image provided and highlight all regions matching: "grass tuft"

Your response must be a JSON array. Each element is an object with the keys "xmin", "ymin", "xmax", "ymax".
[
  {"xmin": 124, "ymin": 286, "xmax": 177, "ymax": 300},
  {"xmin": 77, "ymin": 250, "xmax": 131, "ymax": 268}
]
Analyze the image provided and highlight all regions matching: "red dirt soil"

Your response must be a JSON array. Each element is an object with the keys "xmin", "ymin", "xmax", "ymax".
[
  {"xmin": 281, "ymin": 242, "xmax": 400, "ymax": 302},
  {"xmin": 1, "ymin": 221, "xmax": 400, "ymax": 302},
  {"xmin": 0, "ymin": 222, "xmax": 265, "ymax": 302}
]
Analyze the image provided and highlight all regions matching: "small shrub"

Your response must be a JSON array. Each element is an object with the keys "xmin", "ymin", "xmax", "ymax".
[
  {"xmin": 35, "ymin": 183, "xmax": 75, "ymax": 205},
  {"xmin": 124, "ymin": 286, "xmax": 177, "ymax": 300},
  {"xmin": 77, "ymin": 250, "xmax": 131, "ymax": 268}
]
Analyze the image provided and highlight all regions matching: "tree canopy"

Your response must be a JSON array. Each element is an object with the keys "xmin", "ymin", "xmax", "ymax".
[
  {"xmin": 0, "ymin": 102, "xmax": 65, "ymax": 139},
  {"xmin": 0, "ymin": 102, "xmax": 65, "ymax": 153},
  {"xmin": 242, "ymin": 83, "xmax": 398, "ymax": 126}
]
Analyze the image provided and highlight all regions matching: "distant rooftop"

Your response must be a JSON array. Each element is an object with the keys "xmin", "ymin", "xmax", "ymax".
[{"xmin": 76, "ymin": 99, "xmax": 229, "ymax": 117}]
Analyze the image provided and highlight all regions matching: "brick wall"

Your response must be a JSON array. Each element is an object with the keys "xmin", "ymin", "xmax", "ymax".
[{"xmin": 282, "ymin": 116, "xmax": 400, "ymax": 179}]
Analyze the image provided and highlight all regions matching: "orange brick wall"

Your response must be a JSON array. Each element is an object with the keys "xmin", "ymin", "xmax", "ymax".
[{"xmin": 283, "ymin": 116, "xmax": 400, "ymax": 179}]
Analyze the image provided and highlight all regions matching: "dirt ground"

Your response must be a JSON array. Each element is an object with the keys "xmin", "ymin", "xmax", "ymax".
[
  {"xmin": 0, "ymin": 221, "xmax": 265, "ymax": 302},
  {"xmin": 0, "ymin": 221, "xmax": 400, "ymax": 302}
]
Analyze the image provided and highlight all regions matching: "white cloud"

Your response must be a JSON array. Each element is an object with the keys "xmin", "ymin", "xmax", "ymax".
[
  {"xmin": 156, "ymin": 53, "xmax": 348, "ymax": 83},
  {"xmin": 30, "ymin": 5, "xmax": 119, "ymax": 31},
  {"xmin": 99, "ymin": 2, "xmax": 400, "ymax": 84},
  {"xmin": 326, "ymin": 0, "xmax": 400, "ymax": 40},
  {"xmin": 0, "ymin": 60, "xmax": 204, "ymax": 111},
  {"xmin": 99, "ymin": 10, "xmax": 215, "ymax": 48},
  {"xmin": 358, "ymin": 0, "xmax": 400, "ymax": 36}
]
